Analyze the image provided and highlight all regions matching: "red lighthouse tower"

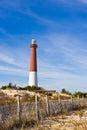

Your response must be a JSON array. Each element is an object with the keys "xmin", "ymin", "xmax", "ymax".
[{"xmin": 29, "ymin": 39, "xmax": 38, "ymax": 86}]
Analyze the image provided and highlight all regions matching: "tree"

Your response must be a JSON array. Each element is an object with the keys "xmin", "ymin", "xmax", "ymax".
[
  {"xmin": 61, "ymin": 88, "xmax": 72, "ymax": 95},
  {"xmin": 1, "ymin": 83, "xmax": 17, "ymax": 90},
  {"xmin": 74, "ymin": 91, "xmax": 87, "ymax": 98}
]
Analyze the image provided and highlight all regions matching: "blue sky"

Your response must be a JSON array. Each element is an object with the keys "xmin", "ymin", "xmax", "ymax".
[{"xmin": 0, "ymin": 0, "xmax": 87, "ymax": 92}]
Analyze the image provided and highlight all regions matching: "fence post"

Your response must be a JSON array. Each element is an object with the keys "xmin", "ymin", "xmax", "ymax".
[
  {"xmin": 77, "ymin": 95, "xmax": 80, "ymax": 107},
  {"xmin": 17, "ymin": 95, "xmax": 20, "ymax": 122},
  {"xmin": 35, "ymin": 95, "xmax": 39, "ymax": 120},
  {"xmin": 58, "ymin": 94, "xmax": 62, "ymax": 113},
  {"xmin": 58, "ymin": 94, "xmax": 61, "ymax": 103},
  {"xmin": 46, "ymin": 95, "xmax": 50, "ymax": 116},
  {"xmin": 70, "ymin": 95, "xmax": 73, "ymax": 110},
  {"xmin": 71, "ymin": 95, "xmax": 73, "ymax": 103},
  {"xmin": 82, "ymin": 96, "xmax": 84, "ymax": 106}
]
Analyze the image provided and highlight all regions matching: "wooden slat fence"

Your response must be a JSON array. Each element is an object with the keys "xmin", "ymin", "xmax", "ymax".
[{"xmin": 0, "ymin": 96, "xmax": 86, "ymax": 124}]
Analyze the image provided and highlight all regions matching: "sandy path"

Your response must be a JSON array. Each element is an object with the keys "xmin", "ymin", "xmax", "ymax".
[{"xmin": 31, "ymin": 109, "xmax": 87, "ymax": 130}]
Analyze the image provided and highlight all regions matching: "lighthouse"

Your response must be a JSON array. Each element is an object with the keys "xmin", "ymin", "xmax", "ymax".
[{"xmin": 28, "ymin": 39, "xmax": 38, "ymax": 86}]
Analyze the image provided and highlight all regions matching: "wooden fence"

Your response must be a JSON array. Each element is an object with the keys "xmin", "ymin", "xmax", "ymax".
[{"xmin": 0, "ymin": 96, "xmax": 87, "ymax": 123}]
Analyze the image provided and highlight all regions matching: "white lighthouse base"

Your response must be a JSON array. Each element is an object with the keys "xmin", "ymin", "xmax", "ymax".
[{"xmin": 29, "ymin": 72, "xmax": 38, "ymax": 86}]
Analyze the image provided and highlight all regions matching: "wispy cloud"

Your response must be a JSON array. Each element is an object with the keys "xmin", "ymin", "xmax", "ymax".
[
  {"xmin": 0, "ymin": 0, "xmax": 21, "ymax": 8},
  {"xmin": 79, "ymin": 0, "xmax": 87, "ymax": 4},
  {"xmin": 38, "ymin": 60, "xmax": 87, "ymax": 92},
  {"xmin": 44, "ymin": 33, "xmax": 87, "ymax": 67},
  {"xmin": 17, "ymin": 9, "xmax": 57, "ymax": 27},
  {"xmin": 49, "ymin": 0, "xmax": 87, "ymax": 7},
  {"xmin": 0, "ymin": 29, "xmax": 30, "ymax": 69},
  {"xmin": 0, "ymin": 54, "xmax": 20, "ymax": 67},
  {"xmin": 0, "ymin": 0, "xmax": 55, "ymax": 26},
  {"xmin": 0, "ymin": 65, "xmax": 28, "ymax": 76}
]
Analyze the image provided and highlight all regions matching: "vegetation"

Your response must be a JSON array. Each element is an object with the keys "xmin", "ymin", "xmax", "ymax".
[
  {"xmin": 22, "ymin": 85, "xmax": 42, "ymax": 91},
  {"xmin": 1, "ymin": 83, "xmax": 87, "ymax": 98},
  {"xmin": 61, "ymin": 88, "xmax": 87, "ymax": 98},
  {"xmin": 1, "ymin": 83, "xmax": 42, "ymax": 92},
  {"xmin": 1, "ymin": 83, "xmax": 17, "ymax": 90},
  {"xmin": 0, "ymin": 117, "xmax": 37, "ymax": 130},
  {"xmin": 73, "ymin": 91, "xmax": 87, "ymax": 98},
  {"xmin": 61, "ymin": 88, "xmax": 72, "ymax": 95}
]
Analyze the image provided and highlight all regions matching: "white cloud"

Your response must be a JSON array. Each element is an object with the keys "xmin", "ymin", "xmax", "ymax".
[
  {"xmin": 0, "ymin": 31, "xmax": 30, "ymax": 69},
  {"xmin": 0, "ymin": 54, "xmax": 21, "ymax": 67},
  {"xmin": 0, "ymin": 0, "xmax": 21, "ymax": 8},
  {"xmin": 17, "ymin": 9, "xmax": 57, "ymax": 26},
  {"xmin": 38, "ymin": 63, "xmax": 87, "ymax": 92},
  {"xmin": 0, "ymin": 65, "xmax": 28, "ymax": 76},
  {"xmin": 48, "ymin": 0, "xmax": 87, "ymax": 7},
  {"xmin": 42, "ymin": 34, "xmax": 87, "ymax": 69},
  {"xmin": 79, "ymin": 0, "xmax": 87, "ymax": 4}
]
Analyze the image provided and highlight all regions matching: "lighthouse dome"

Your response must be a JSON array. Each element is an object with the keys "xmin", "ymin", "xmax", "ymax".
[{"xmin": 32, "ymin": 39, "xmax": 36, "ymax": 44}]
